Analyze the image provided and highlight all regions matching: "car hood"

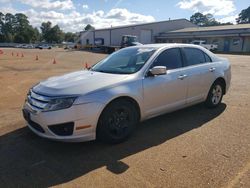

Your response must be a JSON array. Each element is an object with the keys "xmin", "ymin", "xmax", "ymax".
[{"xmin": 33, "ymin": 70, "xmax": 129, "ymax": 96}]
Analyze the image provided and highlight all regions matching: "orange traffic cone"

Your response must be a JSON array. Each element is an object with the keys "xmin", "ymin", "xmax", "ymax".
[
  {"xmin": 21, "ymin": 53, "xmax": 24, "ymax": 57},
  {"xmin": 16, "ymin": 52, "xmax": 19, "ymax": 57},
  {"xmin": 85, "ymin": 62, "xmax": 89, "ymax": 69},
  {"xmin": 12, "ymin": 52, "xmax": 14, "ymax": 56},
  {"xmin": 53, "ymin": 58, "xmax": 56, "ymax": 64},
  {"xmin": 36, "ymin": 55, "xmax": 38, "ymax": 61}
]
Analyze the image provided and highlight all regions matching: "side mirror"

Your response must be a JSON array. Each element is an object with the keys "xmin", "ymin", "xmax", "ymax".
[{"xmin": 148, "ymin": 66, "xmax": 167, "ymax": 76}]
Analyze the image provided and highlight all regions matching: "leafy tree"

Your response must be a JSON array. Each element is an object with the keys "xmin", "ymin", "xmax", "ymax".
[
  {"xmin": 84, "ymin": 24, "xmax": 95, "ymax": 31},
  {"xmin": 0, "ymin": 12, "xmax": 40, "ymax": 43},
  {"xmin": 190, "ymin": 12, "xmax": 232, "ymax": 26},
  {"xmin": 64, "ymin": 32, "xmax": 76, "ymax": 42},
  {"xmin": 236, "ymin": 6, "xmax": 250, "ymax": 24},
  {"xmin": 0, "ymin": 12, "xmax": 4, "ymax": 32},
  {"xmin": 49, "ymin": 25, "xmax": 64, "ymax": 43},
  {"xmin": 0, "ymin": 13, "xmax": 16, "ymax": 42},
  {"xmin": 31, "ymin": 27, "xmax": 41, "ymax": 42},
  {"xmin": 0, "ymin": 12, "xmax": 4, "ymax": 41},
  {"xmin": 41, "ymin": 21, "xmax": 52, "ymax": 42},
  {"xmin": 13, "ymin": 34, "xmax": 25, "ymax": 43},
  {"xmin": 40, "ymin": 22, "xmax": 63, "ymax": 43},
  {"xmin": 13, "ymin": 13, "xmax": 36, "ymax": 43},
  {"xmin": 190, "ymin": 12, "xmax": 208, "ymax": 26},
  {"xmin": 0, "ymin": 11, "xmax": 77, "ymax": 44},
  {"xmin": 3, "ymin": 13, "xmax": 16, "ymax": 40},
  {"xmin": 14, "ymin": 14, "xmax": 29, "ymax": 28}
]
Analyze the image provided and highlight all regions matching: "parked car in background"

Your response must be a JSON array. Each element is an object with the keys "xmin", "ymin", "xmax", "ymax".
[
  {"xmin": 38, "ymin": 44, "xmax": 52, "ymax": 49},
  {"xmin": 22, "ymin": 44, "xmax": 231, "ymax": 143},
  {"xmin": 191, "ymin": 40, "xmax": 218, "ymax": 51},
  {"xmin": 63, "ymin": 42, "xmax": 75, "ymax": 49},
  {"xmin": 22, "ymin": 44, "xmax": 34, "ymax": 49},
  {"xmin": 15, "ymin": 44, "xmax": 23, "ymax": 48}
]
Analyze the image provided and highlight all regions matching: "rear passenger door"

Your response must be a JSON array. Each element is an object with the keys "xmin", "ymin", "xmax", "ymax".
[{"xmin": 181, "ymin": 47, "xmax": 215, "ymax": 104}]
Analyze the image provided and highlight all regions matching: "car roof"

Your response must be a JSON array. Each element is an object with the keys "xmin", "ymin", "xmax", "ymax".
[
  {"xmin": 140, "ymin": 43, "xmax": 203, "ymax": 49},
  {"xmin": 127, "ymin": 43, "xmax": 207, "ymax": 51},
  {"xmin": 127, "ymin": 43, "xmax": 220, "ymax": 62}
]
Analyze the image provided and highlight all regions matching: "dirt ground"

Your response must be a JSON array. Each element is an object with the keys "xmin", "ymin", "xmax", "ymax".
[{"xmin": 0, "ymin": 48, "xmax": 249, "ymax": 188}]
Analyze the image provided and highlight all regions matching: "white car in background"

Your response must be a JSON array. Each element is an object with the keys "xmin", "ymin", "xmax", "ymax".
[
  {"xmin": 22, "ymin": 44, "xmax": 231, "ymax": 143},
  {"xmin": 15, "ymin": 44, "xmax": 23, "ymax": 48},
  {"xmin": 22, "ymin": 44, "xmax": 34, "ymax": 49},
  {"xmin": 191, "ymin": 40, "xmax": 218, "ymax": 51},
  {"xmin": 38, "ymin": 44, "xmax": 52, "ymax": 49}
]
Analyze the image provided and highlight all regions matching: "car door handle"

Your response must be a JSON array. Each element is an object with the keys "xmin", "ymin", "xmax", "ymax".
[
  {"xmin": 209, "ymin": 67, "xmax": 216, "ymax": 72},
  {"xmin": 178, "ymin": 74, "xmax": 188, "ymax": 80}
]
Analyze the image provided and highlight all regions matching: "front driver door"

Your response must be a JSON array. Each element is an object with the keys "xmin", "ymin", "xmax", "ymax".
[{"xmin": 143, "ymin": 48, "xmax": 188, "ymax": 118}]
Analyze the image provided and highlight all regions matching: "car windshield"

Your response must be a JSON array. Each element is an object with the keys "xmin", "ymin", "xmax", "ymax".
[
  {"xmin": 91, "ymin": 47, "xmax": 156, "ymax": 74},
  {"xmin": 128, "ymin": 36, "xmax": 137, "ymax": 43}
]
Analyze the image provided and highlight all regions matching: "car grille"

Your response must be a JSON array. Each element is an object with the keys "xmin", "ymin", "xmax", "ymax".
[{"xmin": 27, "ymin": 90, "xmax": 50, "ymax": 112}]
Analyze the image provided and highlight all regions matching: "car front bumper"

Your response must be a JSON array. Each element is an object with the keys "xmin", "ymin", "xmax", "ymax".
[{"xmin": 22, "ymin": 102, "xmax": 103, "ymax": 142}]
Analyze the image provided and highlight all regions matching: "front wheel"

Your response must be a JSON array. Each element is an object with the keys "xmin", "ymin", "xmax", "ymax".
[
  {"xmin": 97, "ymin": 100, "xmax": 139, "ymax": 144},
  {"xmin": 205, "ymin": 81, "xmax": 223, "ymax": 108}
]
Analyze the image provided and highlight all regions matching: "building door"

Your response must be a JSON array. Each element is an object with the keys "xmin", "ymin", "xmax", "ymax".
[
  {"xmin": 140, "ymin": 30, "xmax": 152, "ymax": 44},
  {"xmin": 224, "ymin": 39, "xmax": 230, "ymax": 52}
]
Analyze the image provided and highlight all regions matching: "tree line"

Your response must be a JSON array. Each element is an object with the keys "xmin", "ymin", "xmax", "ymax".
[
  {"xmin": 190, "ymin": 6, "xmax": 250, "ymax": 26},
  {"xmin": 0, "ymin": 13, "xmax": 39, "ymax": 43},
  {"xmin": 0, "ymin": 6, "xmax": 249, "ymax": 44},
  {"xmin": 0, "ymin": 12, "xmax": 79, "ymax": 44}
]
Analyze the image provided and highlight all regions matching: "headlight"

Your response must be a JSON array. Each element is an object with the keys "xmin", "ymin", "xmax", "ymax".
[{"xmin": 43, "ymin": 97, "xmax": 77, "ymax": 112}]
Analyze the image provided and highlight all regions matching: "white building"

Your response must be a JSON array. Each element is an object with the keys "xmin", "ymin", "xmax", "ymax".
[{"xmin": 80, "ymin": 19, "xmax": 196, "ymax": 46}]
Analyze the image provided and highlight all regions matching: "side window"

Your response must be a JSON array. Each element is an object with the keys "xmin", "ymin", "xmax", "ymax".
[
  {"xmin": 203, "ymin": 52, "xmax": 212, "ymax": 62},
  {"xmin": 153, "ymin": 48, "xmax": 182, "ymax": 69},
  {"xmin": 183, "ymin": 48, "xmax": 206, "ymax": 66}
]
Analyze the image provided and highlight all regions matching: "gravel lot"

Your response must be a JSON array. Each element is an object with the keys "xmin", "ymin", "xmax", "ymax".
[{"xmin": 0, "ymin": 48, "xmax": 249, "ymax": 188}]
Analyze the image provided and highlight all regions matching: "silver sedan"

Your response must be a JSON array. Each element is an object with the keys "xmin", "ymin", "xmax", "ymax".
[{"xmin": 22, "ymin": 44, "xmax": 231, "ymax": 143}]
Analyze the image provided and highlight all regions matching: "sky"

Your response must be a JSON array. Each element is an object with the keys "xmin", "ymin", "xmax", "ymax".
[{"xmin": 0, "ymin": 0, "xmax": 249, "ymax": 32}]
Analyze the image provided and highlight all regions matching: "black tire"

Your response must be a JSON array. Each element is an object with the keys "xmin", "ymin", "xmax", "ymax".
[
  {"xmin": 205, "ymin": 81, "xmax": 224, "ymax": 108},
  {"xmin": 97, "ymin": 99, "xmax": 139, "ymax": 144}
]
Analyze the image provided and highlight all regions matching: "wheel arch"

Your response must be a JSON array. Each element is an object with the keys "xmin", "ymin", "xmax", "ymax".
[
  {"xmin": 98, "ymin": 96, "xmax": 141, "ymax": 124},
  {"xmin": 214, "ymin": 77, "xmax": 226, "ymax": 95}
]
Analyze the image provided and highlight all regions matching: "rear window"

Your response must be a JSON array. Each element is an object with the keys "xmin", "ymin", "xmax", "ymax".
[
  {"xmin": 183, "ymin": 48, "xmax": 206, "ymax": 66},
  {"xmin": 204, "ymin": 52, "xmax": 212, "ymax": 62}
]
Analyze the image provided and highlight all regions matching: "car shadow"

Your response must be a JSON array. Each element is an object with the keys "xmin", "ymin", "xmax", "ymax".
[{"xmin": 0, "ymin": 103, "xmax": 226, "ymax": 187}]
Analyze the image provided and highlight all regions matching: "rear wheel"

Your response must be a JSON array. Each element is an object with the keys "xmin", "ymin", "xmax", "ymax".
[
  {"xmin": 97, "ymin": 99, "xmax": 138, "ymax": 144},
  {"xmin": 205, "ymin": 81, "xmax": 224, "ymax": 108}
]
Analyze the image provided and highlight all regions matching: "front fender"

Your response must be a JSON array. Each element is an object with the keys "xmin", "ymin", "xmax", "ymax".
[{"xmin": 75, "ymin": 79, "xmax": 144, "ymax": 120}]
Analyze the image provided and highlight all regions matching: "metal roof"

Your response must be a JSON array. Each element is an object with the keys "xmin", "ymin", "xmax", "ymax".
[
  {"xmin": 168, "ymin": 24, "xmax": 250, "ymax": 33},
  {"xmin": 81, "ymin": 19, "xmax": 194, "ymax": 32}
]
